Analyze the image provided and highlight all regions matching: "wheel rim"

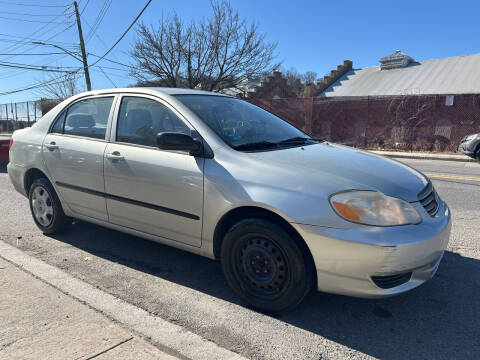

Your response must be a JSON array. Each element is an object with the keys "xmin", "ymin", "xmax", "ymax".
[
  {"xmin": 236, "ymin": 236, "xmax": 288, "ymax": 299},
  {"xmin": 31, "ymin": 185, "xmax": 54, "ymax": 227}
]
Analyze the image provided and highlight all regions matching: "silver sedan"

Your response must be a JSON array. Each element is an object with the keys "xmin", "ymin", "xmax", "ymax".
[{"xmin": 8, "ymin": 88, "xmax": 451, "ymax": 312}]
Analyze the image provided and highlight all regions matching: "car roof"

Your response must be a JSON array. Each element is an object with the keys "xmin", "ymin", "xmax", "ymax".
[{"xmin": 73, "ymin": 87, "xmax": 229, "ymax": 98}]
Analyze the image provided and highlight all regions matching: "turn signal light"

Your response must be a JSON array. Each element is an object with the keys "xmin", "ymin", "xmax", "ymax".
[
  {"xmin": 332, "ymin": 201, "xmax": 361, "ymax": 222},
  {"xmin": 9, "ymin": 138, "xmax": 13, "ymax": 150}
]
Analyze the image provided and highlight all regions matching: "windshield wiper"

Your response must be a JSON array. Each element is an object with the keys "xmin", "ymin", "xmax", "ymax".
[
  {"xmin": 233, "ymin": 137, "xmax": 323, "ymax": 151},
  {"xmin": 277, "ymin": 136, "xmax": 323, "ymax": 144},
  {"xmin": 232, "ymin": 141, "xmax": 278, "ymax": 151}
]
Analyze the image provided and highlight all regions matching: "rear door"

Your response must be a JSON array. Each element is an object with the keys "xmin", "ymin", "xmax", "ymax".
[
  {"xmin": 43, "ymin": 95, "xmax": 116, "ymax": 221},
  {"xmin": 103, "ymin": 95, "xmax": 204, "ymax": 247}
]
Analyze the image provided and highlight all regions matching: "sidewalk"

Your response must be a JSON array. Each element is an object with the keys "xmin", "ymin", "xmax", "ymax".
[
  {"xmin": 0, "ymin": 257, "xmax": 177, "ymax": 360},
  {"xmin": 371, "ymin": 150, "xmax": 474, "ymax": 162}
]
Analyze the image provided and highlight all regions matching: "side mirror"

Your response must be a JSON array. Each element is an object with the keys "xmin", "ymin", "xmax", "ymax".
[{"xmin": 156, "ymin": 132, "xmax": 202, "ymax": 156}]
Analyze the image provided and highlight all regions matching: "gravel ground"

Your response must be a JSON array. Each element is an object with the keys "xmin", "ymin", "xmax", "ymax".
[{"xmin": 0, "ymin": 159, "xmax": 479, "ymax": 359}]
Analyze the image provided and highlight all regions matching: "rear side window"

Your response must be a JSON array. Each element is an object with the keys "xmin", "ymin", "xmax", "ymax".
[
  {"xmin": 50, "ymin": 111, "xmax": 66, "ymax": 134},
  {"xmin": 57, "ymin": 97, "xmax": 114, "ymax": 139},
  {"xmin": 116, "ymin": 96, "xmax": 190, "ymax": 147}
]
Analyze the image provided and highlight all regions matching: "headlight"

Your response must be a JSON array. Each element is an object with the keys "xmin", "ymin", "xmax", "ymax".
[{"xmin": 329, "ymin": 191, "xmax": 422, "ymax": 226}]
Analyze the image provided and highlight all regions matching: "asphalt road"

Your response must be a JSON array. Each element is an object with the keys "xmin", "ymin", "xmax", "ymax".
[{"xmin": 1, "ymin": 158, "xmax": 479, "ymax": 360}]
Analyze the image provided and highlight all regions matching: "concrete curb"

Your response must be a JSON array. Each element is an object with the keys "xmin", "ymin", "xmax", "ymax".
[
  {"xmin": 0, "ymin": 240, "xmax": 247, "ymax": 360},
  {"xmin": 371, "ymin": 151, "xmax": 475, "ymax": 163}
]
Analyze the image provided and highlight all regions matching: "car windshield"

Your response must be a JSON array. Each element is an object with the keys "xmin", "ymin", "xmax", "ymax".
[{"xmin": 174, "ymin": 95, "xmax": 320, "ymax": 151}]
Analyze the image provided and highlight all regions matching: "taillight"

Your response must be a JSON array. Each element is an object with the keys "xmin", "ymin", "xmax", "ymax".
[{"xmin": 9, "ymin": 138, "xmax": 13, "ymax": 149}]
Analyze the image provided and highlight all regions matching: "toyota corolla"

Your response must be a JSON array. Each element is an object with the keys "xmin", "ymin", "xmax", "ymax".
[{"xmin": 8, "ymin": 88, "xmax": 451, "ymax": 312}]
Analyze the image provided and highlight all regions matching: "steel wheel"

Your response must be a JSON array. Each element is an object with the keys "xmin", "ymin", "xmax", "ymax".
[
  {"xmin": 221, "ymin": 218, "xmax": 315, "ymax": 312},
  {"xmin": 237, "ymin": 236, "xmax": 289, "ymax": 299},
  {"xmin": 31, "ymin": 185, "xmax": 54, "ymax": 227}
]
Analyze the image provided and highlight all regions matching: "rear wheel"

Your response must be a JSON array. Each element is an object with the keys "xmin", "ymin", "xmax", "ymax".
[
  {"xmin": 28, "ymin": 178, "xmax": 71, "ymax": 234},
  {"xmin": 475, "ymin": 145, "xmax": 480, "ymax": 160},
  {"xmin": 221, "ymin": 218, "xmax": 314, "ymax": 312}
]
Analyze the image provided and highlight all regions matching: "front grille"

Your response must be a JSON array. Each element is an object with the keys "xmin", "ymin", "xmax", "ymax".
[
  {"xmin": 418, "ymin": 181, "xmax": 439, "ymax": 216},
  {"xmin": 371, "ymin": 272, "xmax": 412, "ymax": 289}
]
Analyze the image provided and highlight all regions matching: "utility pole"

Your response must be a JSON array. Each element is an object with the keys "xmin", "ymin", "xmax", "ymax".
[{"xmin": 73, "ymin": 1, "xmax": 92, "ymax": 91}]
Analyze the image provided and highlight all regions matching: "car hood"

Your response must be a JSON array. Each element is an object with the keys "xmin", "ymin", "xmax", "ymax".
[{"xmin": 247, "ymin": 142, "xmax": 428, "ymax": 203}]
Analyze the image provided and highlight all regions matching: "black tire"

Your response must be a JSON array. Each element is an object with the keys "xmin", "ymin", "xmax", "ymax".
[
  {"xmin": 28, "ymin": 177, "xmax": 71, "ymax": 234},
  {"xmin": 221, "ymin": 218, "xmax": 314, "ymax": 312},
  {"xmin": 475, "ymin": 145, "xmax": 480, "ymax": 161}
]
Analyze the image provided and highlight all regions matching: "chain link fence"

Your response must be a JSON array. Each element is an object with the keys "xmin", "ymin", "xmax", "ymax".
[
  {"xmin": 0, "ymin": 100, "xmax": 43, "ymax": 132},
  {"xmin": 251, "ymin": 94, "xmax": 480, "ymax": 152}
]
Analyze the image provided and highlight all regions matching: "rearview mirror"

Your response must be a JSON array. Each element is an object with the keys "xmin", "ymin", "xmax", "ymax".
[{"xmin": 156, "ymin": 132, "xmax": 202, "ymax": 156}]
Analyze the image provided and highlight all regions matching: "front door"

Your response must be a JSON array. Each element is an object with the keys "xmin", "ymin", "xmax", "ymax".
[
  {"xmin": 42, "ymin": 96, "xmax": 115, "ymax": 221},
  {"xmin": 103, "ymin": 95, "xmax": 204, "ymax": 247}
]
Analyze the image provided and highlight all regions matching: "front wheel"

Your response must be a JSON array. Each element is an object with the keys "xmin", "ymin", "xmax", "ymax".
[
  {"xmin": 221, "ymin": 218, "xmax": 314, "ymax": 312},
  {"xmin": 29, "ymin": 178, "xmax": 71, "ymax": 234}
]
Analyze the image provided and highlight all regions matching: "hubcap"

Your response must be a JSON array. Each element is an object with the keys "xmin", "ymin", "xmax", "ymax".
[
  {"xmin": 31, "ymin": 186, "xmax": 53, "ymax": 227},
  {"xmin": 237, "ymin": 237, "xmax": 287, "ymax": 297}
]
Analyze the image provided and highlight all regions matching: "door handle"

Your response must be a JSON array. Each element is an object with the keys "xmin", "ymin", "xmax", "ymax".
[
  {"xmin": 45, "ymin": 142, "xmax": 58, "ymax": 150},
  {"xmin": 106, "ymin": 151, "xmax": 124, "ymax": 161}
]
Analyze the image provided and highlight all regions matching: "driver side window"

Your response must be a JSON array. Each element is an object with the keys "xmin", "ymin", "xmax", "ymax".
[{"xmin": 116, "ymin": 96, "xmax": 190, "ymax": 147}]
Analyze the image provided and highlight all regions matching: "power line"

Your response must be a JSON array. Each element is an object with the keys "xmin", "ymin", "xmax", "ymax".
[
  {"xmin": 0, "ymin": 30, "xmax": 78, "ymax": 80},
  {"xmin": 84, "ymin": 0, "xmax": 111, "ymax": 43},
  {"xmin": 80, "ymin": 0, "xmax": 90, "ymax": 15},
  {"xmin": 1, "ymin": 11, "xmax": 69, "ymax": 17},
  {"xmin": 0, "ymin": 69, "xmax": 81, "ymax": 96},
  {"xmin": 94, "ymin": 65, "xmax": 130, "ymax": 72},
  {"xmin": 0, "ymin": 16, "xmax": 77, "ymax": 78},
  {"xmin": 0, "ymin": 1, "xmax": 70, "ymax": 7},
  {"xmin": 98, "ymin": 67, "xmax": 117, "ymax": 87},
  {"xmin": 0, "ymin": 62, "xmax": 74, "ymax": 72},
  {"xmin": 0, "ymin": 60, "xmax": 79, "ymax": 69},
  {"xmin": 0, "ymin": 32, "xmax": 75, "ymax": 46},
  {"xmin": 0, "ymin": 15, "xmax": 71, "ymax": 24},
  {"xmin": 0, "ymin": 2, "xmax": 74, "ymax": 54},
  {"xmin": 0, "ymin": 13, "xmax": 74, "ymax": 56},
  {"xmin": 87, "ymin": 53, "xmax": 134, "ymax": 69},
  {"xmin": 0, "ymin": 52, "xmax": 67, "ymax": 56},
  {"xmin": 0, "ymin": 38, "xmax": 77, "ymax": 48},
  {"xmin": 88, "ymin": 0, "xmax": 152, "ymax": 68},
  {"xmin": 0, "ymin": 1, "xmax": 149, "ymax": 96}
]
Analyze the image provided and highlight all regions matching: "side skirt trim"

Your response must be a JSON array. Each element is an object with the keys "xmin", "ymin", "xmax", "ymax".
[{"xmin": 55, "ymin": 181, "xmax": 200, "ymax": 220}]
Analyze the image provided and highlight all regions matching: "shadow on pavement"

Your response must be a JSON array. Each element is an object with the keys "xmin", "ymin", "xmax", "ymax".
[
  {"xmin": 52, "ymin": 221, "xmax": 480, "ymax": 359},
  {"xmin": 0, "ymin": 163, "xmax": 7, "ymax": 173}
]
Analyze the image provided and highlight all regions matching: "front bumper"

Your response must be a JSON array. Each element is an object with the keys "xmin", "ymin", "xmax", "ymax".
[
  {"xmin": 458, "ymin": 138, "xmax": 479, "ymax": 157},
  {"xmin": 292, "ymin": 200, "xmax": 451, "ymax": 298},
  {"xmin": 458, "ymin": 143, "xmax": 474, "ymax": 156}
]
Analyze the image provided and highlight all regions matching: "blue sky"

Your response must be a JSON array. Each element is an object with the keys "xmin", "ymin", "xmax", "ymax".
[{"xmin": 1, "ymin": 0, "xmax": 480, "ymax": 103}]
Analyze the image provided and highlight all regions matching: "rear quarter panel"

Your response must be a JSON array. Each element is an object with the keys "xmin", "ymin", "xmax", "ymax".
[{"xmin": 8, "ymin": 113, "xmax": 58, "ymax": 197}]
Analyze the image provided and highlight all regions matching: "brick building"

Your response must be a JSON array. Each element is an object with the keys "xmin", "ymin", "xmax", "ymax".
[{"xmin": 252, "ymin": 51, "xmax": 480, "ymax": 152}]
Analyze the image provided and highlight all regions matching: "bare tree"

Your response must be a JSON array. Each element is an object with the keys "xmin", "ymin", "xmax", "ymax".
[
  {"xmin": 130, "ymin": 0, "xmax": 278, "ymax": 92},
  {"xmin": 282, "ymin": 67, "xmax": 304, "ymax": 97},
  {"xmin": 36, "ymin": 73, "xmax": 83, "ymax": 101},
  {"xmin": 281, "ymin": 68, "xmax": 319, "ymax": 97},
  {"xmin": 302, "ymin": 71, "xmax": 318, "ymax": 84}
]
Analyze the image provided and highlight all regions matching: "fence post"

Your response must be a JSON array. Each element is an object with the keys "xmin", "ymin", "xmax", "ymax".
[
  {"xmin": 10, "ymin": 103, "xmax": 14, "ymax": 131},
  {"xmin": 308, "ymin": 97, "xmax": 314, "ymax": 135},
  {"xmin": 14, "ymin": 102, "xmax": 18, "ymax": 130},
  {"xmin": 27, "ymin": 102, "xmax": 30, "ymax": 126}
]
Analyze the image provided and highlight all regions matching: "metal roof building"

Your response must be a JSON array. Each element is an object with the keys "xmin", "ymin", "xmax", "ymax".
[{"xmin": 317, "ymin": 51, "xmax": 480, "ymax": 97}]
